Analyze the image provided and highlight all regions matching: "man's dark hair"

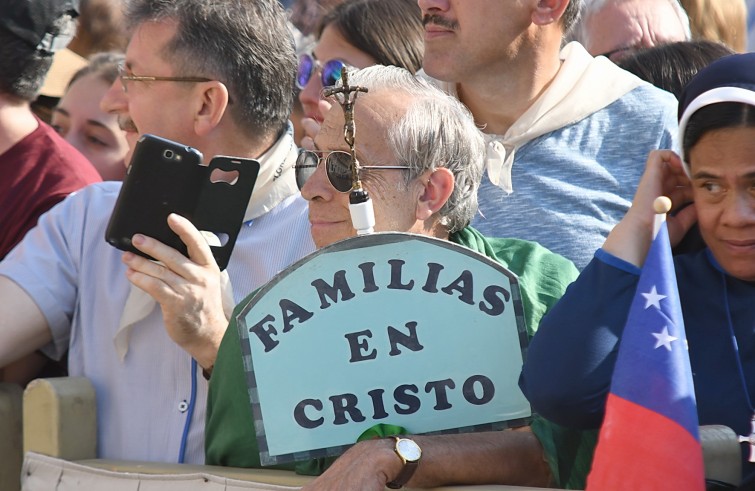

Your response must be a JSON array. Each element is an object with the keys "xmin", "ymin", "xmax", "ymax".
[
  {"xmin": 125, "ymin": 0, "xmax": 296, "ymax": 138},
  {"xmin": 0, "ymin": 15, "xmax": 76, "ymax": 101}
]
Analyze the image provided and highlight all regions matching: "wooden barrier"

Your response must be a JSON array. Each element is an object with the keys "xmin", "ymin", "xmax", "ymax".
[
  {"xmin": 21, "ymin": 451, "xmax": 553, "ymax": 491},
  {"xmin": 23, "ymin": 377, "xmax": 96, "ymax": 460},
  {"xmin": 15, "ymin": 378, "xmax": 744, "ymax": 490}
]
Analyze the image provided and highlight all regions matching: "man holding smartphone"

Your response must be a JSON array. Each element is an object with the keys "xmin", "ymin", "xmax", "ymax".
[{"xmin": 0, "ymin": 0, "xmax": 314, "ymax": 464}]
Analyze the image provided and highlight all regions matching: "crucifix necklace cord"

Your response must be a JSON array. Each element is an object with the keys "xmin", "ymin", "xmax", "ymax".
[{"xmin": 722, "ymin": 273, "xmax": 755, "ymax": 462}]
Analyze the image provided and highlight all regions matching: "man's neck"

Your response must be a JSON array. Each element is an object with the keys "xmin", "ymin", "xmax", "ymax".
[
  {"xmin": 0, "ymin": 98, "xmax": 39, "ymax": 156},
  {"xmin": 199, "ymin": 120, "xmax": 281, "ymax": 162},
  {"xmin": 456, "ymin": 41, "xmax": 563, "ymax": 136}
]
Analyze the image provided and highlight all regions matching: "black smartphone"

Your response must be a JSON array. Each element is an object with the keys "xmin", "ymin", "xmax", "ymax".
[
  {"xmin": 105, "ymin": 134, "xmax": 204, "ymax": 257},
  {"xmin": 105, "ymin": 134, "xmax": 259, "ymax": 270}
]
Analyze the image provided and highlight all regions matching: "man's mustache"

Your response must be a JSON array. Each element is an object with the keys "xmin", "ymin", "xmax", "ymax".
[
  {"xmin": 422, "ymin": 14, "xmax": 458, "ymax": 30},
  {"xmin": 118, "ymin": 116, "xmax": 138, "ymax": 133}
]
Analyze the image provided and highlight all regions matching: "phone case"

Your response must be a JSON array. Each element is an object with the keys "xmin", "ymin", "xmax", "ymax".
[{"xmin": 105, "ymin": 134, "xmax": 260, "ymax": 270}]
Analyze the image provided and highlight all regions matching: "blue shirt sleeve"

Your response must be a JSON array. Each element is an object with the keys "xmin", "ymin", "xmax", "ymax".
[{"xmin": 519, "ymin": 250, "xmax": 640, "ymax": 429}]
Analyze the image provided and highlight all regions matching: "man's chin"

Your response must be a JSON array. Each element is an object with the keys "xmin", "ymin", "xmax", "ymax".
[
  {"xmin": 310, "ymin": 226, "xmax": 354, "ymax": 249},
  {"xmin": 421, "ymin": 55, "xmax": 454, "ymax": 82}
]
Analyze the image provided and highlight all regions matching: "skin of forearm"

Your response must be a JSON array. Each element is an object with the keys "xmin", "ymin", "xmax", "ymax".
[
  {"xmin": 175, "ymin": 319, "xmax": 225, "ymax": 370},
  {"xmin": 602, "ymin": 209, "xmax": 654, "ymax": 268},
  {"xmin": 406, "ymin": 428, "xmax": 552, "ymax": 488}
]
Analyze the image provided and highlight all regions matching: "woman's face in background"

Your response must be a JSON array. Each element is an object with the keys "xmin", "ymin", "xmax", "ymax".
[
  {"xmin": 298, "ymin": 25, "xmax": 377, "ymax": 123},
  {"xmin": 52, "ymin": 73, "xmax": 130, "ymax": 181}
]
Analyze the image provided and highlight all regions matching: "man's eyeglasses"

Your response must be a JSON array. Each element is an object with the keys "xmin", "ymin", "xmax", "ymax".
[
  {"xmin": 295, "ymin": 149, "xmax": 410, "ymax": 193},
  {"xmin": 119, "ymin": 64, "xmax": 212, "ymax": 93},
  {"xmin": 296, "ymin": 53, "xmax": 347, "ymax": 90}
]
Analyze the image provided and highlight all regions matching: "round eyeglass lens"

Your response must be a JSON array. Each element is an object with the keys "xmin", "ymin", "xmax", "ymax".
[
  {"xmin": 296, "ymin": 54, "xmax": 314, "ymax": 89},
  {"xmin": 321, "ymin": 60, "xmax": 345, "ymax": 87},
  {"xmin": 326, "ymin": 151, "xmax": 353, "ymax": 192},
  {"xmin": 295, "ymin": 150, "xmax": 318, "ymax": 190}
]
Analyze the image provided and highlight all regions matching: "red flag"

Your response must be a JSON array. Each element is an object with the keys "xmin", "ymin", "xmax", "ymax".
[{"xmin": 586, "ymin": 223, "xmax": 704, "ymax": 490}]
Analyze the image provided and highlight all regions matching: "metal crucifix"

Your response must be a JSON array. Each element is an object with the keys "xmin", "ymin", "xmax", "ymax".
[
  {"xmin": 323, "ymin": 68, "xmax": 368, "ymax": 192},
  {"xmin": 739, "ymin": 412, "xmax": 755, "ymax": 462}
]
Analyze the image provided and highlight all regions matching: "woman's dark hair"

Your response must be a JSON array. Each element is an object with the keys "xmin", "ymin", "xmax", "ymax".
[
  {"xmin": 618, "ymin": 40, "xmax": 734, "ymax": 99},
  {"xmin": 317, "ymin": 0, "xmax": 423, "ymax": 74},
  {"xmin": 682, "ymin": 102, "xmax": 755, "ymax": 158}
]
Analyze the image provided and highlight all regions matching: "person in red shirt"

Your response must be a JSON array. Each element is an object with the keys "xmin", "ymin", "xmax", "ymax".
[{"xmin": 0, "ymin": 0, "xmax": 101, "ymax": 259}]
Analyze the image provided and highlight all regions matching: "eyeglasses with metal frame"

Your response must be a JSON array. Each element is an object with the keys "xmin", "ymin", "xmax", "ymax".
[
  {"xmin": 118, "ymin": 64, "xmax": 213, "ymax": 93},
  {"xmin": 295, "ymin": 148, "xmax": 410, "ymax": 193}
]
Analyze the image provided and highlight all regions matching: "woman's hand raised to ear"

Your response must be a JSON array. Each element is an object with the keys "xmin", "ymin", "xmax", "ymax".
[{"xmin": 603, "ymin": 150, "xmax": 697, "ymax": 267}]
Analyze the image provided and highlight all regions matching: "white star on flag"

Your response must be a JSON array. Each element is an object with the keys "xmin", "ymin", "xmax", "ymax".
[
  {"xmin": 642, "ymin": 285, "xmax": 666, "ymax": 310},
  {"xmin": 652, "ymin": 326, "xmax": 678, "ymax": 351}
]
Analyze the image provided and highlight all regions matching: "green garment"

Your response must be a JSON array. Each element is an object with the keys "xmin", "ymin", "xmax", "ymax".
[
  {"xmin": 205, "ymin": 226, "xmax": 579, "ymax": 479},
  {"xmin": 532, "ymin": 416, "xmax": 598, "ymax": 489}
]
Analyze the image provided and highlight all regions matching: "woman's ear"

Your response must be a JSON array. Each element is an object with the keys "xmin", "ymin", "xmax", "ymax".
[
  {"xmin": 416, "ymin": 167, "xmax": 455, "ymax": 221},
  {"xmin": 193, "ymin": 81, "xmax": 231, "ymax": 137}
]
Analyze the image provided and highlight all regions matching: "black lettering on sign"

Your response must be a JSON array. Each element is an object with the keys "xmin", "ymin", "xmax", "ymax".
[
  {"xmin": 330, "ymin": 393, "xmax": 366, "ymax": 425},
  {"xmin": 280, "ymin": 298, "xmax": 314, "ymax": 333},
  {"xmin": 248, "ymin": 314, "xmax": 279, "ymax": 352},
  {"xmin": 344, "ymin": 329, "xmax": 377, "ymax": 362},
  {"xmin": 387, "ymin": 259, "xmax": 414, "ymax": 290},
  {"xmin": 441, "ymin": 270, "xmax": 475, "ymax": 305},
  {"xmin": 421, "ymin": 262, "xmax": 444, "ymax": 293},
  {"xmin": 357, "ymin": 262, "xmax": 379, "ymax": 293},
  {"xmin": 294, "ymin": 399, "xmax": 324, "ymax": 429},
  {"xmin": 367, "ymin": 388, "xmax": 389, "ymax": 419},
  {"xmin": 388, "ymin": 321, "xmax": 424, "ymax": 356},
  {"xmin": 294, "ymin": 374, "xmax": 498, "ymax": 430},
  {"xmin": 312, "ymin": 270, "xmax": 356, "ymax": 309},
  {"xmin": 463, "ymin": 375, "xmax": 495, "ymax": 405},
  {"xmin": 478, "ymin": 285, "xmax": 510, "ymax": 316},
  {"xmin": 424, "ymin": 378, "xmax": 455, "ymax": 410},
  {"xmin": 393, "ymin": 384, "xmax": 420, "ymax": 415}
]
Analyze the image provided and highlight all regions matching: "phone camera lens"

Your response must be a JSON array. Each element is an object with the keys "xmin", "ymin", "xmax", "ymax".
[{"xmin": 163, "ymin": 149, "xmax": 175, "ymax": 160}]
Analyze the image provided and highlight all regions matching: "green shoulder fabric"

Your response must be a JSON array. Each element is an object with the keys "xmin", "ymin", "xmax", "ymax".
[
  {"xmin": 205, "ymin": 289, "xmax": 334, "ymax": 473},
  {"xmin": 532, "ymin": 415, "xmax": 598, "ymax": 489},
  {"xmin": 451, "ymin": 226, "xmax": 578, "ymax": 337},
  {"xmin": 453, "ymin": 227, "xmax": 595, "ymax": 488}
]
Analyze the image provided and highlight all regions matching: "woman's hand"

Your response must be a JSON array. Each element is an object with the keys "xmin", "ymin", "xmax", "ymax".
[
  {"xmin": 603, "ymin": 150, "xmax": 697, "ymax": 266},
  {"xmin": 299, "ymin": 99, "xmax": 332, "ymax": 149}
]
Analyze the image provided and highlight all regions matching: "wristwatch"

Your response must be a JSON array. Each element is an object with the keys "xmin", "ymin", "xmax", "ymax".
[{"xmin": 386, "ymin": 436, "xmax": 422, "ymax": 489}]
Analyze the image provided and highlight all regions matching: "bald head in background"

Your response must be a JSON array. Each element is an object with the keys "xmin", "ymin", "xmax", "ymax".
[{"xmin": 575, "ymin": 0, "xmax": 691, "ymax": 61}]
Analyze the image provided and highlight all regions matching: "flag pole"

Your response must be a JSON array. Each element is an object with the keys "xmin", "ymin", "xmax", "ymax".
[{"xmin": 652, "ymin": 196, "xmax": 672, "ymax": 239}]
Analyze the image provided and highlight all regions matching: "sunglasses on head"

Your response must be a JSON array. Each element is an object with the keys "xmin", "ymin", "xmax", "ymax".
[
  {"xmin": 295, "ymin": 149, "xmax": 411, "ymax": 193},
  {"xmin": 296, "ymin": 53, "xmax": 346, "ymax": 90}
]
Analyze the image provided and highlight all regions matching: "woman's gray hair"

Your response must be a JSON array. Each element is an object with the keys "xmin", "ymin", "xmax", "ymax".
[{"xmin": 345, "ymin": 65, "xmax": 484, "ymax": 234}]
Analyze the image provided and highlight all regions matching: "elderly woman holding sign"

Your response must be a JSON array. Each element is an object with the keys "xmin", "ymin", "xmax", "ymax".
[
  {"xmin": 520, "ymin": 52, "xmax": 755, "ymax": 488},
  {"xmin": 196, "ymin": 65, "xmax": 578, "ymax": 488}
]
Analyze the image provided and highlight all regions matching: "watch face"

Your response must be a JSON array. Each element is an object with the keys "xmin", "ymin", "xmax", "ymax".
[{"xmin": 396, "ymin": 438, "xmax": 422, "ymax": 462}]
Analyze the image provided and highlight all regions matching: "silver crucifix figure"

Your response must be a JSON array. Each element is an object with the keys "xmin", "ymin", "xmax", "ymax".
[{"xmin": 738, "ymin": 413, "xmax": 755, "ymax": 462}]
